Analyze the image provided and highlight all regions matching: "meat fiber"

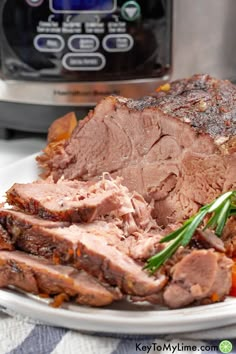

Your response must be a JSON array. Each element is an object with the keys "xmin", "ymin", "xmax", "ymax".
[
  {"xmin": 6, "ymin": 178, "xmax": 124, "ymax": 223},
  {"xmin": 0, "ymin": 250, "xmax": 122, "ymax": 307},
  {"xmin": 163, "ymin": 250, "xmax": 233, "ymax": 308},
  {"xmin": 0, "ymin": 208, "xmax": 165, "ymax": 264},
  {"xmin": 190, "ymin": 229, "xmax": 225, "ymax": 253},
  {"xmin": 0, "ymin": 203, "xmax": 233, "ymax": 308},
  {"xmin": 6, "ymin": 174, "xmax": 156, "ymax": 235},
  {"xmin": 0, "ymin": 208, "xmax": 69, "ymax": 252},
  {"xmin": 37, "ymin": 74, "xmax": 236, "ymax": 225},
  {"xmin": 0, "ymin": 211, "xmax": 166, "ymax": 297},
  {"xmin": 1, "ymin": 72, "xmax": 236, "ymax": 310},
  {"xmin": 0, "ymin": 208, "xmax": 125, "ymax": 254},
  {"xmin": 0, "ymin": 208, "xmax": 69, "ymax": 230},
  {"xmin": 222, "ymin": 217, "xmax": 236, "ymax": 257},
  {"xmin": 0, "ymin": 224, "xmax": 14, "ymax": 251}
]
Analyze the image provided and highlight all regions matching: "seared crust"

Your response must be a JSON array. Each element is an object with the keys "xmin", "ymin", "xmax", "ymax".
[
  {"xmin": 3, "ymin": 221, "xmax": 167, "ymax": 297},
  {"xmin": 35, "ymin": 75, "xmax": 236, "ymax": 225},
  {"xmin": 0, "ymin": 250, "xmax": 122, "ymax": 307},
  {"xmin": 0, "ymin": 224, "xmax": 14, "ymax": 251},
  {"xmin": 151, "ymin": 74, "xmax": 236, "ymax": 139},
  {"xmin": 6, "ymin": 180, "xmax": 122, "ymax": 223}
]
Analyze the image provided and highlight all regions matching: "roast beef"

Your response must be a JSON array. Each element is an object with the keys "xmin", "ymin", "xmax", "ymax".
[
  {"xmin": 163, "ymin": 250, "xmax": 233, "ymax": 308},
  {"xmin": 0, "ymin": 250, "xmax": 122, "ymax": 307},
  {"xmin": 5, "ymin": 173, "xmax": 157, "ymax": 234},
  {"xmin": 0, "ymin": 208, "xmax": 165, "ymax": 262},
  {"xmin": 6, "ymin": 178, "xmax": 123, "ymax": 223},
  {"xmin": 189, "ymin": 229, "xmax": 226, "ymax": 253},
  {"xmin": 222, "ymin": 217, "xmax": 236, "ymax": 257},
  {"xmin": 0, "ymin": 208, "xmax": 68, "ymax": 252},
  {"xmin": 0, "ymin": 211, "xmax": 166, "ymax": 296},
  {"xmin": 37, "ymin": 74, "xmax": 236, "ymax": 225},
  {"xmin": 0, "ymin": 208, "xmax": 124, "ymax": 253},
  {"xmin": 0, "ymin": 208, "xmax": 69, "ymax": 230},
  {"xmin": 0, "ymin": 206, "xmax": 233, "ymax": 308},
  {"xmin": 0, "ymin": 224, "xmax": 14, "ymax": 251}
]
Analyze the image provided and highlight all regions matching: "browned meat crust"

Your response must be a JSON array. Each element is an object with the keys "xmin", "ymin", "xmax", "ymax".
[
  {"xmin": 0, "ymin": 250, "xmax": 122, "ymax": 307},
  {"xmin": 6, "ymin": 179, "xmax": 122, "ymax": 223},
  {"xmin": 0, "ymin": 208, "xmax": 69, "ymax": 230},
  {"xmin": 36, "ymin": 74, "xmax": 236, "ymax": 226},
  {"xmin": 1, "ymin": 74, "xmax": 236, "ymax": 309},
  {"xmin": 0, "ymin": 207, "xmax": 165, "ymax": 263},
  {"xmin": 151, "ymin": 74, "xmax": 236, "ymax": 139},
  {"xmin": 0, "ymin": 224, "xmax": 14, "ymax": 251},
  {"xmin": 189, "ymin": 229, "xmax": 225, "ymax": 253},
  {"xmin": 163, "ymin": 250, "xmax": 233, "ymax": 308},
  {"xmin": 222, "ymin": 217, "xmax": 236, "ymax": 257},
  {"xmin": 133, "ymin": 248, "xmax": 233, "ymax": 308},
  {"xmin": 0, "ymin": 208, "xmax": 233, "ymax": 308},
  {"xmin": 2, "ymin": 220, "xmax": 166, "ymax": 297}
]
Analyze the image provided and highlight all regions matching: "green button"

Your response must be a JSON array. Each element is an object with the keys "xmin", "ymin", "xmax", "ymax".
[{"xmin": 121, "ymin": 1, "xmax": 141, "ymax": 21}]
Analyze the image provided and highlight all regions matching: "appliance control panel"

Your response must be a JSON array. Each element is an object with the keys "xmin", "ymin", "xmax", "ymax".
[{"xmin": 0, "ymin": 0, "xmax": 172, "ymax": 82}]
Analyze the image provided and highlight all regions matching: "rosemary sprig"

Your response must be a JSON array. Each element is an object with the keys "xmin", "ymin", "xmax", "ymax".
[{"xmin": 145, "ymin": 190, "xmax": 236, "ymax": 274}]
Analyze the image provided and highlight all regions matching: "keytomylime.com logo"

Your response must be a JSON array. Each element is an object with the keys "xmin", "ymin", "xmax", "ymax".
[{"xmin": 219, "ymin": 340, "xmax": 233, "ymax": 353}]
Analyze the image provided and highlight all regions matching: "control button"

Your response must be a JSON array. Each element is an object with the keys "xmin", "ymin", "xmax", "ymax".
[
  {"xmin": 85, "ymin": 22, "xmax": 105, "ymax": 34},
  {"xmin": 34, "ymin": 35, "xmax": 65, "ymax": 52},
  {"xmin": 68, "ymin": 35, "xmax": 99, "ymax": 52},
  {"xmin": 26, "ymin": 0, "xmax": 44, "ymax": 6},
  {"xmin": 121, "ymin": 1, "xmax": 141, "ymax": 21},
  {"xmin": 103, "ymin": 34, "xmax": 134, "ymax": 52},
  {"xmin": 62, "ymin": 53, "xmax": 106, "ymax": 71}
]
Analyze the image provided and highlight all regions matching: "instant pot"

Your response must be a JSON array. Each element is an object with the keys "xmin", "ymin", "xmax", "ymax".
[{"xmin": 0, "ymin": 0, "xmax": 235, "ymax": 134}]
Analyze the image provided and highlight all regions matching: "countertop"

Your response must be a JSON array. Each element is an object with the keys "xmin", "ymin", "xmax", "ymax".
[{"xmin": 0, "ymin": 138, "xmax": 45, "ymax": 168}]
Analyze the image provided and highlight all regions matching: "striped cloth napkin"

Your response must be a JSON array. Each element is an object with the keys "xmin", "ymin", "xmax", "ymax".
[{"xmin": 0, "ymin": 311, "xmax": 236, "ymax": 354}]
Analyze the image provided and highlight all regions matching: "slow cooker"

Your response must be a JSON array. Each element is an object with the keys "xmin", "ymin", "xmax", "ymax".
[{"xmin": 0, "ymin": 0, "xmax": 236, "ymax": 134}]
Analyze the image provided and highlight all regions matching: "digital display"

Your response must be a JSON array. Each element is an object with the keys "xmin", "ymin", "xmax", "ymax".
[{"xmin": 50, "ymin": 0, "xmax": 116, "ymax": 13}]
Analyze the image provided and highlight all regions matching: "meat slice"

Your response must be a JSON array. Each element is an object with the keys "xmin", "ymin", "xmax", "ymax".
[
  {"xmin": 163, "ymin": 250, "xmax": 233, "ymax": 308},
  {"xmin": 0, "ymin": 208, "xmax": 70, "ymax": 251},
  {"xmin": 1, "ymin": 219, "xmax": 166, "ymax": 297},
  {"xmin": 6, "ymin": 178, "xmax": 123, "ymax": 222},
  {"xmin": 0, "ymin": 224, "xmax": 14, "ymax": 251},
  {"xmin": 0, "ymin": 250, "xmax": 122, "ymax": 307},
  {"xmin": 5, "ymin": 174, "xmax": 156, "ymax": 235},
  {"xmin": 190, "ymin": 229, "xmax": 225, "ymax": 253},
  {"xmin": 37, "ymin": 74, "xmax": 236, "ymax": 225},
  {"xmin": 222, "ymin": 217, "xmax": 236, "ymax": 257},
  {"xmin": 0, "ymin": 208, "xmax": 165, "ymax": 263},
  {"xmin": 0, "ymin": 208, "xmax": 69, "ymax": 229},
  {"xmin": 125, "ymin": 232, "xmax": 165, "ymax": 261}
]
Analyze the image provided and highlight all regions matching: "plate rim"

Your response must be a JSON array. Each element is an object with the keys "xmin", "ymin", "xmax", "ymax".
[
  {"xmin": 0, "ymin": 154, "xmax": 236, "ymax": 334},
  {"xmin": 1, "ymin": 289, "xmax": 236, "ymax": 334}
]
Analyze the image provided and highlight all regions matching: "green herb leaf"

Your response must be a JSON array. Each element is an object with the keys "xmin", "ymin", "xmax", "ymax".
[
  {"xmin": 204, "ymin": 208, "xmax": 221, "ymax": 230},
  {"xmin": 208, "ymin": 191, "xmax": 233, "ymax": 213},
  {"xmin": 215, "ymin": 199, "xmax": 231, "ymax": 236},
  {"xmin": 145, "ymin": 190, "xmax": 236, "ymax": 274},
  {"xmin": 181, "ymin": 209, "xmax": 208, "ymax": 246},
  {"xmin": 160, "ymin": 224, "xmax": 188, "ymax": 243},
  {"xmin": 144, "ymin": 231, "xmax": 184, "ymax": 274}
]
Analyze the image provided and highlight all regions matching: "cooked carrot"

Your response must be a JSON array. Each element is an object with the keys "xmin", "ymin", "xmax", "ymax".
[
  {"xmin": 47, "ymin": 112, "xmax": 77, "ymax": 143},
  {"xmin": 211, "ymin": 293, "xmax": 220, "ymax": 302}
]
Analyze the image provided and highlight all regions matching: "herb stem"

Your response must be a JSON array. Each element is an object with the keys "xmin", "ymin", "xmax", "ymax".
[{"xmin": 145, "ymin": 190, "xmax": 236, "ymax": 273}]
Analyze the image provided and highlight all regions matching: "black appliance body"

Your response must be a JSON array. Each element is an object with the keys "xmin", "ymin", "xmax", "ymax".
[{"xmin": 0, "ymin": 0, "xmax": 172, "ymax": 133}]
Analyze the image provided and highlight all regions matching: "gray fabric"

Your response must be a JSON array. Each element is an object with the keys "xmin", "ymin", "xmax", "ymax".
[
  {"xmin": 7, "ymin": 325, "xmax": 67, "ymax": 354},
  {"xmin": 111, "ymin": 339, "xmax": 154, "ymax": 354}
]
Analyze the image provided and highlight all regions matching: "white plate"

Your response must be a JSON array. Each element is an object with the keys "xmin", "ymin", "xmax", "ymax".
[{"xmin": 0, "ymin": 154, "xmax": 236, "ymax": 335}]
